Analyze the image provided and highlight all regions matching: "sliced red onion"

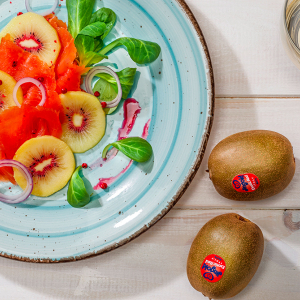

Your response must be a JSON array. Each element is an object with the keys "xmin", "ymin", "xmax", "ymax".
[
  {"xmin": 25, "ymin": 0, "xmax": 59, "ymax": 17},
  {"xmin": 85, "ymin": 66, "xmax": 122, "ymax": 109},
  {"xmin": 13, "ymin": 77, "xmax": 46, "ymax": 107},
  {"xmin": 0, "ymin": 160, "xmax": 33, "ymax": 204}
]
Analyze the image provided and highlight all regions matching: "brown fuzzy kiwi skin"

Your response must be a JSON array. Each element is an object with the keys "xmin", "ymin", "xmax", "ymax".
[
  {"xmin": 186, "ymin": 213, "xmax": 264, "ymax": 299},
  {"xmin": 208, "ymin": 130, "xmax": 296, "ymax": 201}
]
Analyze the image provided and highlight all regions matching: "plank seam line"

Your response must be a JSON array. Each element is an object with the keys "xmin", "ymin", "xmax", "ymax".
[{"xmin": 173, "ymin": 208, "xmax": 300, "ymax": 211}]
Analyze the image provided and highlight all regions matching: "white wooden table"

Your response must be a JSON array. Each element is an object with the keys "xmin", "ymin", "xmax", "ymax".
[{"xmin": 2, "ymin": 0, "xmax": 300, "ymax": 299}]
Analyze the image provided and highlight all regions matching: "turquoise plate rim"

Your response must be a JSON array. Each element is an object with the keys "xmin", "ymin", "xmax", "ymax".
[{"xmin": 0, "ymin": 0, "xmax": 214, "ymax": 263}]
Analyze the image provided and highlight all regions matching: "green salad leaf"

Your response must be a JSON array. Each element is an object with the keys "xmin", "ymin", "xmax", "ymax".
[
  {"xmin": 66, "ymin": 0, "xmax": 96, "ymax": 39},
  {"xmin": 102, "ymin": 137, "xmax": 153, "ymax": 162},
  {"xmin": 82, "ymin": 51, "xmax": 108, "ymax": 67},
  {"xmin": 94, "ymin": 36, "xmax": 104, "ymax": 52},
  {"xmin": 99, "ymin": 37, "xmax": 161, "ymax": 64},
  {"xmin": 75, "ymin": 35, "xmax": 94, "ymax": 59},
  {"xmin": 93, "ymin": 67, "xmax": 137, "ymax": 114},
  {"xmin": 90, "ymin": 8, "xmax": 117, "ymax": 39},
  {"xmin": 67, "ymin": 1, "xmax": 161, "ymax": 66},
  {"xmin": 96, "ymin": 67, "xmax": 137, "ymax": 99},
  {"xmin": 75, "ymin": 35, "xmax": 108, "ymax": 66},
  {"xmin": 67, "ymin": 166, "xmax": 90, "ymax": 208},
  {"xmin": 93, "ymin": 77, "xmax": 118, "ymax": 115},
  {"xmin": 78, "ymin": 21, "xmax": 107, "ymax": 37}
]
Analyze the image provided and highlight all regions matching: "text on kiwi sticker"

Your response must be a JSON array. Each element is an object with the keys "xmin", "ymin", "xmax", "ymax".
[
  {"xmin": 200, "ymin": 254, "xmax": 226, "ymax": 283},
  {"xmin": 232, "ymin": 173, "xmax": 260, "ymax": 193}
]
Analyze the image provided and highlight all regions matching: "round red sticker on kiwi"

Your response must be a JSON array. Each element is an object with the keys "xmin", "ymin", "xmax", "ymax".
[
  {"xmin": 232, "ymin": 173, "xmax": 260, "ymax": 193},
  {"xmin": 200, "ymin": 254, "xmax": 226, "ymax": 283}
]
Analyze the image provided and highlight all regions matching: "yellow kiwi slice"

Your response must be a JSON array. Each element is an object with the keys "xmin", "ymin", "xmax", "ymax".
[
  {"xmin": 13, "ymin": 136, "xmax": 75, "ymax": 197},
  {"xmin": 0, "ymin": 12, "xmax": 61, "ymax": 66},
  {"xmin": 0, "ymin": 70, "xmax": 23, "ymax": 111},
  {"xmin": 59, "ymin": 91, "xmax": 106, "ymax": 153}
]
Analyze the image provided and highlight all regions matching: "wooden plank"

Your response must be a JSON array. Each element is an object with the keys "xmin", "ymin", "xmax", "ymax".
[
  {"xmin": 185, "ymin": 0, "xmax": 300, "ymax": 96},
  {"xmin": 176, "ymin": 98, "xmax": 300, "ymax": 209},
  {"xmin": 0, "ymin": 209, "xmax": 299, "ymax": 299}
]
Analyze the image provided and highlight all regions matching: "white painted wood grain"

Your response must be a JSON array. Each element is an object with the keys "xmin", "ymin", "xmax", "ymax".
[
  {"xmin": 176, "ymin": 98, "xmax": 300, "ymax": 209},
  {"xmin": 1, "ymin": 1, "xmax": 299, "ymax": 299},
  {"xmin": 0, "ymin": 209, "xmax": 299, "ymax": 300},
  {"xmin": 185, "ymin": 0, "xmax": 300, "ymax": 96}
]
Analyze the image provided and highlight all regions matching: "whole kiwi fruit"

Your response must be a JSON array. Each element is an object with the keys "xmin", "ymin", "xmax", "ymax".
[
  {"xmin": 187, "ymin": 213, "xmax": 264, "ymax": 299},
  {"xmin": 208, "ymin": 130, "xmax": 295, "ymax": 201}
]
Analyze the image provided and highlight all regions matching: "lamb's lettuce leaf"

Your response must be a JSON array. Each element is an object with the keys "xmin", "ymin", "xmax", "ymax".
[
  {"xmin": 66, "ymin": 0, "xmax": 95, "ymax": 39},
  {"xmin": 78, "ymin": 22, "xmax": 107, "ymax": 38},
  {"xmin": 93, "ymin": 67, "xmax": 137, "ymax": 114},
  {"xmin": 99, "ymin": 37, "xmax": 161, "ymax": 64},
  {"xmin": 90, "ymin": 8, "xmax": 116, "ymax": 39}
]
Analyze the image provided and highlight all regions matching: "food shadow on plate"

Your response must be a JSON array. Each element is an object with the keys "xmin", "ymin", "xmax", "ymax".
[
  {"xmin": 97, "ymin": 61, "xmax": 118, "ymax": 70},
  {"xmin": 136, "ymin": 152, "xmax": 154, "ymax": 174},
  {"xmin": 127, "ymin": 70, "xmax": 141, "ymax": 98},
  {"xmin": 81, "ymin": 173, "xmax": 103, "ymax": 209},
  {"xmin": 15, "ymin": 186, "xmax": 69, "ymax": 207},
  {"xmin": 136, "ymin": 51, "xmax": 163, "ymax": 78}
]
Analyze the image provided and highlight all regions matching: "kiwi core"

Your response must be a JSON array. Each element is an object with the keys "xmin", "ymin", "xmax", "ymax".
[
  {"xmin": 72, "ymin": 114, "xmax": 84, "ymax": 128},
  {"xmin": 34, "ymin": 158, "xmax": 52, "ymax": 172},
  {"xmin": 29, "ymin": 154, "xmax": 58, "ymax": 177},
  {"xmin": 15, "ymin": 34, "xmax": 43, "ymax": 53},
  {"xmin": 66, "ymin": 109, "xmax": 88, "ymax": 133}
]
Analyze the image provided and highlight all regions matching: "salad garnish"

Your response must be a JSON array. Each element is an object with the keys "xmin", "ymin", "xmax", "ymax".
[
  {"xmin": 0, "ymin": 159, "xmax": 33, "ymax": 203},
  {"xmin": 25, "ymin": 0, "xmax": 59, "ymax": 17},
  {"xmin": 13, "ymin": 77, "xmax": 46, "ymax": 107},
  {"xmin": 66, "ymin": 0, "xmax": 161, "ymax": 67},
  {"xmin": 99, "ymin": 182, "xmax": 108, "ymax": 190},
  {"xmin": 93, "ymin": 116, "xmax": 151, "ymax": 191},
  {"xmin": 85, "ymin": 66, "xmax": 122, "ymax": 108},
  {"xmin": 0, "ymin": 0, "xmax": 159, "ymax": 206},
  {"xmin": 67, "ymin": 166, "xmax": 90, "ymax": 208},
  {"xmin": 102, "ymin": 137, "xmax": 153, "ymax": 163},
  {"xmin": 98, "ymin": 37, "xmax": 161, "ymax": 64},
  {"xmin": 94, "ymin": 67, "xmax": 137, "ymax": 114}
]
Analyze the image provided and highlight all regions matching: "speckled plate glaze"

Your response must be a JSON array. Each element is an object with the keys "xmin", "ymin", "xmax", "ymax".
[{"xmin": 0, "ymin": 0, "xmax": 214, "ymax": 262}]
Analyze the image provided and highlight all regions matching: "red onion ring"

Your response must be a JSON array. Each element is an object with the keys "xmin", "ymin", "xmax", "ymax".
[
  {"xmin": 85, "ymin": 66, "xmax": 122, "ymax": 109},
  {"xmin": 0, "ymin": 160, "xmax": 33, "ymax": 204},
  {"xmin": 25, "ymin": 0, "xmax": 59, "ymax": 16},
  {"xmin": 13, "ymin": 77, "xmax": 46, "ymax": 107}
]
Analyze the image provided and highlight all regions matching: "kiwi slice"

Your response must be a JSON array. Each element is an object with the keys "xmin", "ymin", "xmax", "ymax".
[
  {"xmin": 59, "ymin": 91, "xmax": 106, "ymax": 153},
  {"xmin": 0, "ymin": 70, "xmax": 23, "ymax": 111},
  {"xmin": 13, "ymin": 136, "xmax": 75, "ymax": 197},
  {"xmin": 0, "ymin": 12, "xmax": 61, "ymax": 66}
]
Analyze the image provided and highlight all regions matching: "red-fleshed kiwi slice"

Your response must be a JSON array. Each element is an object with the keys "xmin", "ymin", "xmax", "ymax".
[
  {"xmin": 59, "ymin": 91, "xmax": 106, "ymax": 153},
  {"xmin": 0, "ymin": 12, "xmax": 61, "ymax": 66},
  {"xmin": 0, "ymin": 70, "xmax": 23, "ymax": 111},
  {"xmin": 13, "ymin": 136, "xmax": 75, "ymax": 197}
]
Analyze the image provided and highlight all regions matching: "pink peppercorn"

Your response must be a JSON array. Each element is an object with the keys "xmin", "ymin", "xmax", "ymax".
[{"xmin": 100, "ymin": 182, "xmax": 108, "ymax": 189}]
